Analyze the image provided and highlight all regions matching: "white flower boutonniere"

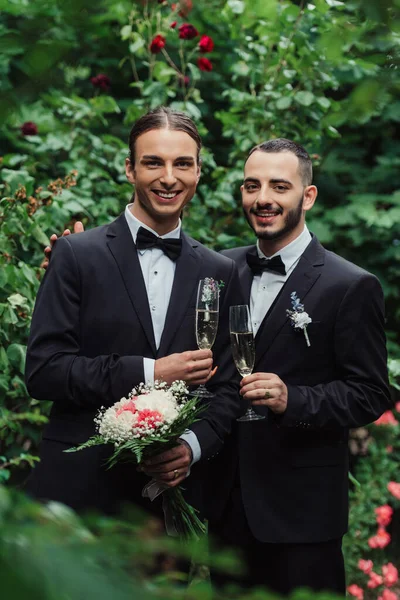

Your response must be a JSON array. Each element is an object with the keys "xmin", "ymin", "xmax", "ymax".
[{"xmin": 286, "ymin": 291, "xmax": 312, "ymax": 347}]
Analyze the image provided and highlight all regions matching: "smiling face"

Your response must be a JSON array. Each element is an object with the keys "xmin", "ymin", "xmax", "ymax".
[
  {"xmin": 125, "ymin": 128, "xmax": 200, "ymax": 235},
  {"xmin": 241, "ymin": 150, "xmax": 317, "ymax": 255}
]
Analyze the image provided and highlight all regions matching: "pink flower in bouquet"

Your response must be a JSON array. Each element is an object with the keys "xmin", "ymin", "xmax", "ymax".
[
  {"xmin": 347, "ymin": 584, "xmax": 364, "ymax": 599},
  {"xmin": 199, "ymin": 35, "xmax": 214, "ymax": 53},
  {"xmin": 382, "ymin": 563, "xmax": 399, "ymax": 587},
  {"xmin": 21, "ymin": 121, "xmax": 38, "ymax": 136},
  {"xmin": 375, "ymin": 505, "xmax": 394, "ymax": 527},
  {"xmin": 150, "ymin": 34, "xmax": 166, "ymax": 53},
  {"xmin": 388, "ymin": 481, "xmax": 400, "ymax": 500},
  {"xmin": 358, "ymin": 559, "xmax": 374, "ymax": 574},
  {"xmin": 378, "ymin": 590, "xmax": 398, "ymax": 600},
  {"xmin": 116, "ymin": 398, "xmax": 137, "ymax": 416},
  {"xmin": 198, "ymin": 57, "xmax": 212, "ymax": 71},
  {"xmin": 374, "ymin": 411, "xmax": 399, "ymax": 426},
  {"xmin": 170, "ymin": 20, "xmax": 177, "ymax": 28},
  {"xmin": 178, "ymin": 23, "xmax": 198, "ymax": 40},
  {"xmin": 135, "ymin": 408, "xmax": 163, "ymax": 430},
  {"xmin": 368, "ymin": 571, "xmax": 384, "ymax": 588},
  {"xmin": 368, "ymin": 527, "xmax": 391, "ymax": 549}
]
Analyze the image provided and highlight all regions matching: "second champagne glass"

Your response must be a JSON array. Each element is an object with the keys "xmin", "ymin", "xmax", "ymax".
[
  {"xmin": 229, "ymin": 305, "xmax": 265, "ymax": 422},
  {"xmin": 191, "ymin": 278, "xmax": 220, "ymax": 398}
]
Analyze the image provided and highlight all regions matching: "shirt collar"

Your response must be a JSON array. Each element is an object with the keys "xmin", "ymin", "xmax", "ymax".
[
  {"xmin": 257, "ymin": 225, "xmax": 312, "ymax": 272},
  {"xmin": 124, "ymin": 204, "xmax": 181, "ymax": 253}
]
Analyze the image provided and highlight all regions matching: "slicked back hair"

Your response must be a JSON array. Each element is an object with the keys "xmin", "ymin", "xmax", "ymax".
[
  {"xmin": 247, "ymin": 138, "xmax": 313, "ymax": 186},
  {"xmin": 128, "ymin": 106, "xmax": 202, "ymax": 165}
]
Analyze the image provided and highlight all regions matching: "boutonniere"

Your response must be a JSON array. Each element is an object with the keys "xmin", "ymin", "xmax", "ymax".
[{"xmin": 286, "ymin": 291, "xmax": 312, "ymax": 347}]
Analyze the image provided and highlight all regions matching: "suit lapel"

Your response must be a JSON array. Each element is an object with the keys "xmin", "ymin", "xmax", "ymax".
[
  {"xmin": 254, "ymin": 237, "xmax": 325, "ymax": 365},
  {"xmin": 238, "ymin": 246, "xmax": 255, "ymax": 304},
  {"xmin": 106, "ymin": 214, "xmax": 157, "ymax": 355},
  {"xmin": 157, "ymin": 233, "xmax": 202, "ymax": 357}
]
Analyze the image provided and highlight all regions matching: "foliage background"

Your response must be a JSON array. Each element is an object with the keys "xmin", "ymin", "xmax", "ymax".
[{"xmin": 0, "ymin": 0, "xmax": 399, "ymax": 597}]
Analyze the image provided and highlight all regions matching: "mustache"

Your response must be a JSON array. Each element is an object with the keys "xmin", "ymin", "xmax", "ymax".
[{"xmin": 250, "ymin": 205, "xmax": 283, "ymax": 215}]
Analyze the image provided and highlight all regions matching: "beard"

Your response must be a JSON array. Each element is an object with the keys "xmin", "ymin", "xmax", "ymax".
[{"xmin": 244, "ymin": 195, "xmax": 304, "ymax": 242}]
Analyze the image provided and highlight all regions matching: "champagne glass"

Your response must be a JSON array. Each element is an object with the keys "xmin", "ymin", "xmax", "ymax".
[
  {"xmin": 190, "ymin": 278, "xmax": 219, "ymax": 398},
  {"xmin": 230, "ymin": 305, "xmax": 265, "ymax": 422}
]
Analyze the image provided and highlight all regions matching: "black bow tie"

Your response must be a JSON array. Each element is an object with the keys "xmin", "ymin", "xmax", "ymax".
[
  {"xmin": 136, "ymin": 227, "xmax": 182, "ymax": 261},
  {"xmin": 246, "ymin": 252, "xmax": 286, "ymax": 276}
]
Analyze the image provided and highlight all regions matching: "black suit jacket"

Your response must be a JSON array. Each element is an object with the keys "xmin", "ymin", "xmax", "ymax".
[
  {"xmin": 207, "ymin": 236, "xmax": 391, "ymax": 544},
  {"xmin": 25, "ymin": 214, "xmax": 244, "ymax": 514}
]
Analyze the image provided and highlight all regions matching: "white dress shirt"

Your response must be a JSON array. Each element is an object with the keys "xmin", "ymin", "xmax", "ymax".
[
  {"xmin": 124, "ymin": 204, "xmax": 200, "ymax": 463},
  {"xmin": 251, "ymin": 226, "xmax": 312, "ymax": 335}
]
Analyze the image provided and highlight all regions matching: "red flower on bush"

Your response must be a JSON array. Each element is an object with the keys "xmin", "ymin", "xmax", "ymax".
[
  {"xmin": 388, "ymin": 481, "xmax": 400, "ymax": 500},
  {"xmin": 198, "ymin": 57, "xmax": 212, "ymax": 71},
  {"xmin": 375, "ymin": 505, "xmax": 393, "ymax": 527},
  {"xmin": 178, "ymin": 23, "xmax": 198, "ymax": 40},
  {"xmin": 348, "ymin": 584, "xmax": 364, "ymax": 599},
  {"xmin": 198, "ymin": 35, "xmax": 214, "ymax": 53},
  {"xmin": 170, "ymin": 20, "xmax": 177, "ymax": 28},
  {"xmin": 150, "ymin": 34, "xmax": 166, "ymax": 53},
  {"xmin": 178, "ymin": 75, "xmax": 190, "ymax": 88},
  {"xmin": 368, "ymin": 527, "xmax": 391, "ymax": 549},
  {"xmin": 368, "ymin": 571, "xmax": 384, "ymax": 588},
  {"xmin": 378, "ymin": 590, "xmax": 398, "ymax": 600},
  {"xmin": 374, "ymin": 411, "xmax": 399, "ymax": 426},
  {"xmin": 382, "ymin": 563, "xmax": 399, "ymax": 587},
  {"xmin": 21, "ymin": 121, "xmax": 38, "ymax": 136},
  {"xmin": 358, "ymin": 559, "xmax": 374, "ymax": 574},
  {"xmin": 90, "ymin": 74, "xmax": 111, "ymax": 91},
  {"xmin": 172, "ymin": 0, "xmax": 193, "ymax": 17},
  {"xmin": 395, "ymin": 401, "xmax": 400, "ymax": 412}
]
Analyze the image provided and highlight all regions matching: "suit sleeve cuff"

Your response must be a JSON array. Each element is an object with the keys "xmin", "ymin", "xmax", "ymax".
[
  {"xmin": 143, "ymin": 358, "xmax": 155, "ymax": 386},
  {"xmin": 179, "ymin": 430, "xmax": 201, "ymax": 466}
]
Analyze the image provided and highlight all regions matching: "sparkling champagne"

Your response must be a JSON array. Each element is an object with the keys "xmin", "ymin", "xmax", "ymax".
[
  {"xmin": 230, "ymin": 331, "xmax": 255, "ymax": 376},
  {"xmin": 196, "ymin": 309, "xmax": 219, "ymax": 349}
]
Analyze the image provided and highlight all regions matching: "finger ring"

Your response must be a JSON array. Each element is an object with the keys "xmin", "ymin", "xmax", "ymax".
[
  {"xmin": 173, "ymin": 469, "xmax": 179, "ymax": 479},
  {"xmin": 264, "ymin": 390, "xmax": 271, "ymax": 399}
]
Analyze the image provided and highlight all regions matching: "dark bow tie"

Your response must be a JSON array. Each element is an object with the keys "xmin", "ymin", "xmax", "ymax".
[
  {"xmin": 136, "ymin": 227, "xmax": 182, "ymax": 261},
  {"xmin": 246, "ymin": 252, "xmax": 286, "ymax": 276}
]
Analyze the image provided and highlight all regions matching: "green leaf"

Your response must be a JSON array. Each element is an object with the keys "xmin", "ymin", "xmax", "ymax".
[
  {"xmin": 6, "ymin": 343, "xmax": 26, "ymax": 374},
  {"xmin": 294, "ymin": 91, "xmax": 314, "ymax": 107},
  {"xmin": 7, "ymin": 293, "xmax": 28, "ymax": 308},
  {"xmin": 89, "ymin": 96, "xmax": 121, "ymax": 115},
  {"xmin": 129, "ymin": 36, "xmax": 145, "ymax": 55},
  {"xmin": 317, "ymin": 97, "xmax": 331, "ymax": 110},
  {"xmin": 276, "ymin": 96, "xmax": 292, "ymax": 110},
  {"xmin": 227, "ymin": 0, "xmax": 245, "ymax": 14},
  {"xmin": 153, "ymin": 62, "xmax": 176, "ymax": 85},
  {"xmin": 120, "ymin": 25, "xmax": 132, "ymax": 40}
]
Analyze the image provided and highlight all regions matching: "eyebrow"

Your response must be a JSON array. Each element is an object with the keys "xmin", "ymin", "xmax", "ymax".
[
  {"xmin": 141, "ymin": 155, "xmax": 195, "ymax": 162},
  {"xmin": 269, "ymin": 178, "xmax": 293, "ymax": 186},
  {"xmin": 243, "ymin": 177, "xmax": 261, "ymax": 185},
  {"xmin": 243, "ymin": 177, "xmax": 293, "ymax": 186}
]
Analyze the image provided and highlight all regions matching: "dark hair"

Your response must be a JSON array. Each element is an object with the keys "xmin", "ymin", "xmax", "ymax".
[
  {"xmin": 128, "ymin": 106, "xmax": 202, "ymax": 164},
  {"xmin": 247, "ymin": 138, "xmax": 313, "ymax": 186}
]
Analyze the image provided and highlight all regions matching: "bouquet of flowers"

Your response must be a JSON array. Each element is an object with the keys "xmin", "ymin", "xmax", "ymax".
[{"xmin": 66, "ymin": 380, "xmax": 206, "ymax": 539}]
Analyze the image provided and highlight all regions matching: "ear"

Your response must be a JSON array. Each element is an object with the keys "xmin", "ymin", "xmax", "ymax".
[
  {"xmin": 303, "ymin": 185, "xmax": 317, "ymax": 212},
  {"xmin": 196, "ymin": 163, "xmax": 201, "ymax": 184},
  {"xmin": 125, "ymin": 158, "xmax": 135, "ymax": 185}
]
